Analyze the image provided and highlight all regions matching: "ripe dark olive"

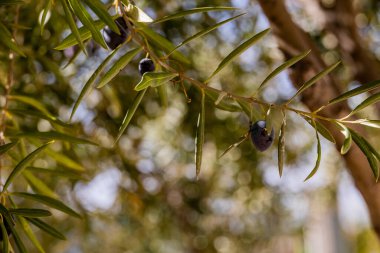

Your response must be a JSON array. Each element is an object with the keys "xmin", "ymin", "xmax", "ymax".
[
  {"xmin": 138, "ymin": 58, "xmax": 155, "ymax": 75},
  {"xmin": 250, "ymin": 120, "xmax": 274, "ymax": 152},
  {"xmin": 102, "ymin": 17, "xmax": 129, "ymax": 50}
]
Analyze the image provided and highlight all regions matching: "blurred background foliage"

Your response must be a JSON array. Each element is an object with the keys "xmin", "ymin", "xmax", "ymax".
[{"xmin": 1, "ymin": 0, "xmax": 380, "ymax": 252}]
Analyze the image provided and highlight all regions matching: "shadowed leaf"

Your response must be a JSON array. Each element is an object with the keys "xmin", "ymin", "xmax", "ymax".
[
  {"xmin": 195, "ymin": 90, "xmax": 205, "ymax": 178},
  {"xmin": 26, "ymin": 218, "xmax": 66, "ymax": 240},
  {"xmin": 304, "ymin": 120, "xmax": 321, "ymax": 181},
  {"xmin": 329, "ymin": 79, "xmax": 380, "ymax": 105}
]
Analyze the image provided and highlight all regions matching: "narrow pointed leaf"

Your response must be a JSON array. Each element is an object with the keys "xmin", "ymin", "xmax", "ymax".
[
  {"xmin": 19, "ymin": 216, "xmax": 46, "ymax": 253},
  {"xmin": 259, "ymin": 50, "xmax": 311, "ymax": 90},
  {"xmin": 23, "ymin": 171, "xmax": 58, "ymax": 198},
  {"xmin": 6, "ymin": 131, "xmax": 97, "ymax": 145},
  {"xmin": 55, "ymin": 19, "xmax": 105, "ymax": 50},
  {"xmin": 45, "ymin": 149, "xmax": 84, "ymax": 171},
  {"xmin": 0, "ymin": 21, "xmax": 25, "ymax": 57},
  {"xmin": 1, "ymin": 221, "xmax": 9, "ymax": 253},
  {"xmin": 302, "ymin": 116, "xmax": 335, "ymax": 143},
  {"xmin": 26, "ymin": 217, "xmax": 66, "ymax": 240},
  {"xmin": 12, "ymin": 192, "xmax": 81, "ymax": 218},
  {"xmin": 26, "ymin": 167, "xmax": 85, "ymax": 180},
  {"xmin": 40, "ymin": 0, "xmax": 52, "ymax": 35},
  {"xmin": 195, "ymin": 90, "xmax": 205, "ymax": 178},
  {"xmin": 82, "ymin": 0, "xmax": 119, "ymax": 33},
  {"xmin": 304, "ymin": 123, "xmax": 321, "ymax": 181},
  {"xmin": 169, "ymin": 14, "xmax": 245, "ymax": 56},
  {"xmin": 137, "ymin": 24, "xmax": 190, "ymax": 65},
  {"xmin": 220, "ymin": 134, "xmax": 248, "ymax": 158},
  {"xmin": 3, "ymin": 141, "xmax": 53, "ymax": 191},
  {"xmin": 157, "ymin": 84, "xmax": 168, "ymax": 108},
  {"xmin": 329, "ymin": 79, "xmax": 380, "ymax": 105},
  {"xmin": 0, "ymin": 204, "xmax": 27, "ymax": 253},
  {"xmin": 9, "ymin": 95, "xmax": 53, "ymax": 117},
  {"xmin": 71, "ymin": 45, "xmax": 121, "ymax": 121},
  {"xmin": 289, "ymin": 61, "xmax": 341, "ymax": 102},
  {"xmin": 0, "ymin": 142, "xmax": 18, "ymax": 156},
  {"xmin": 96, "ymin": 47, "xmax": 142, "ymax": 88},
  {"xmin": 278, "ymin": 116, "xmax": 286, "ymax": 177},
  {"xmin": 115, "ymin": 89, "xmax": 147, "ymax": 144},
  {"xmin": 134, "ymin": 72, "xmax": 178, "ymax": 91},
  {"xmin": 68, "ymin": 0, "xmax": 107, "ymax": 48},
  {"xmin": 335, "ymin": 122, "xmax": 352, "ymax": 155},
  {"xmin": 9, "ymin": 208, "xmax": 52, "ymax": 218},
  {"xmin": 205, "ymin": 29, "xmax": 270, "ymax": 82},
  {"xmin": 350, "ymin": 129, "xmax": 380, "ymax": 180},
  {"xmin": 153, "ymin": 6, "xmax": 238, "ymax": 23},
  {"xmin": 60, "ymin": 0, "xmax": 86, "ymax": 53},
  {"xmin": 349, "ymin": 93, "xmax": 380, "ymax": 116}
]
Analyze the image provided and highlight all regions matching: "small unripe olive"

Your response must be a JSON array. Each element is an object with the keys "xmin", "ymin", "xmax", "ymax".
[
  {"xmin": 138, "ymin": 58, "xmax": 155, "ymax": 75},
  {"xmin": 102, "ymin": 17, "xmax": 129, "ymax": 50},
  {"xmin": 250, "ymin": 120, "xmax": 274, "ymax": 152}
]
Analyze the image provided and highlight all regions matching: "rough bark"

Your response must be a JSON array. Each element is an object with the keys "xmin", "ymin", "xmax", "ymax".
[{"xmin": 257, "ymin": 0, "xmax": 380, "ymax": 239}]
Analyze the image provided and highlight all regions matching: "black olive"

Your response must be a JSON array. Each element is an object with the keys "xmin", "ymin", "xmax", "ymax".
[
  {"xmin": 250, "ymin": 120, "xmax": 274, "ymax": 152},
  {"xmin": 102, "ymin": 17, "xmax": 129, "ymax": 50},
  {"xmin": 138, "ymin": 58, "xmax": 155, "ymax": 75}
]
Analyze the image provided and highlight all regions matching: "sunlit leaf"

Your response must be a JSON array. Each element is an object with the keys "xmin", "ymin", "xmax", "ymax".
[
  {"xmin": 45, "ymin": 149, "xmax": 84, "ymax": 171},
  {"xmin": 288, "ymin": 61, "xmax": 341, "ymax": 103},
  {"xmin": 26, "ymin": 217, "xmax": 66, "ymax": 240},
  {"xmin": 0, "ymin": 21, "xmax": 25, "ymax": 56},
  {"xmin": 40, "ymin": 0, "xmax": 52, "ymax": 35},
  {"xmin": 55, "ymin": 19, "xmax": 105, "ymax": 50},
  {"xmin": 258, "ymin": 50, "xmax": 311, "ymax": 90},
  {"xmin": 96, "ymin": 47, "xmax": 142, "ymax": 88},
  {"xmin": 115, "ymin": 89, "xmax": 147, "ymax": 144},
  {"xmin": 350, "ymin": 93, "xmax": 380, "ymax": 116},
  {"xmin": 0, "ymin": 141, "xmax": 18, "ymax": 156},
  {"xmin": 67, "ymin": 0, "xmax": 107, "ymax": 48},
  {"xmin": 157, "ymin": 84, "xmax": 168, "ymax": 108},
  {"xmin": 9, "ymin": 95, "xmax": 53, "ymax": 117},
  {"xmin": 137, "ymin": 24, "xmax": 190, "ymax": 65},
  {"xmin": 6, "ymin": 131, "xmax": 97, "ymax": 145},
  {"xmin": 357, "ymin": 119, "xmax": 380, "ymax": 129},
  {"xmin": 125, "ymin": 2, "xmax": 153, "ymax": 23},
  {"xmin": 10, "ymin": 208, "xmax": 52, "ymax": 218},
  {"xmin": 304, "ymin": 121, "xmax": 321, "ymax": 181},
  {"xmin": 3, "ymin": 141, "xmax": 53, "ymax": 191},
  {"xmin": 350, "ymin": 129, "xmax": 379, "ymax": 181},
  {"xmin": 12, "ymin": 192, "xmax": 81, "ymax": 218},
  {"xmin": 71, "ymin": 47, "xmax": 121, "ymax": 121},
  {"xmin": 23, "ymin": 171, "xmax": 58, "ymax": 198},
  {"xmin": 328, "ymin": 79, "xmax": 380, "ymax": 105},
  {"xmin": 205, "ymin": 28, "xmax": 270, "ymax": 82},
  {"xmin": 19, "ymin": 216, "xmax": 46, "ymax": 253},
  {"xmin": 134, "ymin": 72, "xmax": 178, "ymax": 91},
  {"xmin": 195, "ymin": 90, "xmax": 205, "ymax": 179},
  {"xmin": 153, "ymin": 6, "xmax": 238, "ymax": 23},
  {"xmin": 82, "ymin": 0, "xmax": 119, "ymax": 33},
  {"xmin": 169, "ymin": 13, "xmax": 245, "ymax": 56},
  {"xmin": 302, "ymin": 116, "xmax": 335, "ymax": 143},
  {"xmin": 26, "ymin": 166, "xmax": 85, "ymax": 180},
  {"xmin": 278, "ymin": 115, "xmax": 286, "ymax": 177},
  {"xmin": 60, "ymin": 0, "xmax": 86, "ymax": 53},
  {"xmin": 335, "ymin": 122, "xmax": 352, "ymax": 155}
]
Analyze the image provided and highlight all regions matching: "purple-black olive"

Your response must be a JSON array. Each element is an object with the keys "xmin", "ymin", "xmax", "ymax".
[
  {"xmin": 138, "ymin": 58, "xmax": 155, "ymax": 75},
  {"xmin": 102, "ymin": 17, "xmax": 129, "ymax": 50},
  {"xmin": 250, "ymin": 120, "xmax": 274, "ymax": 152}
]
